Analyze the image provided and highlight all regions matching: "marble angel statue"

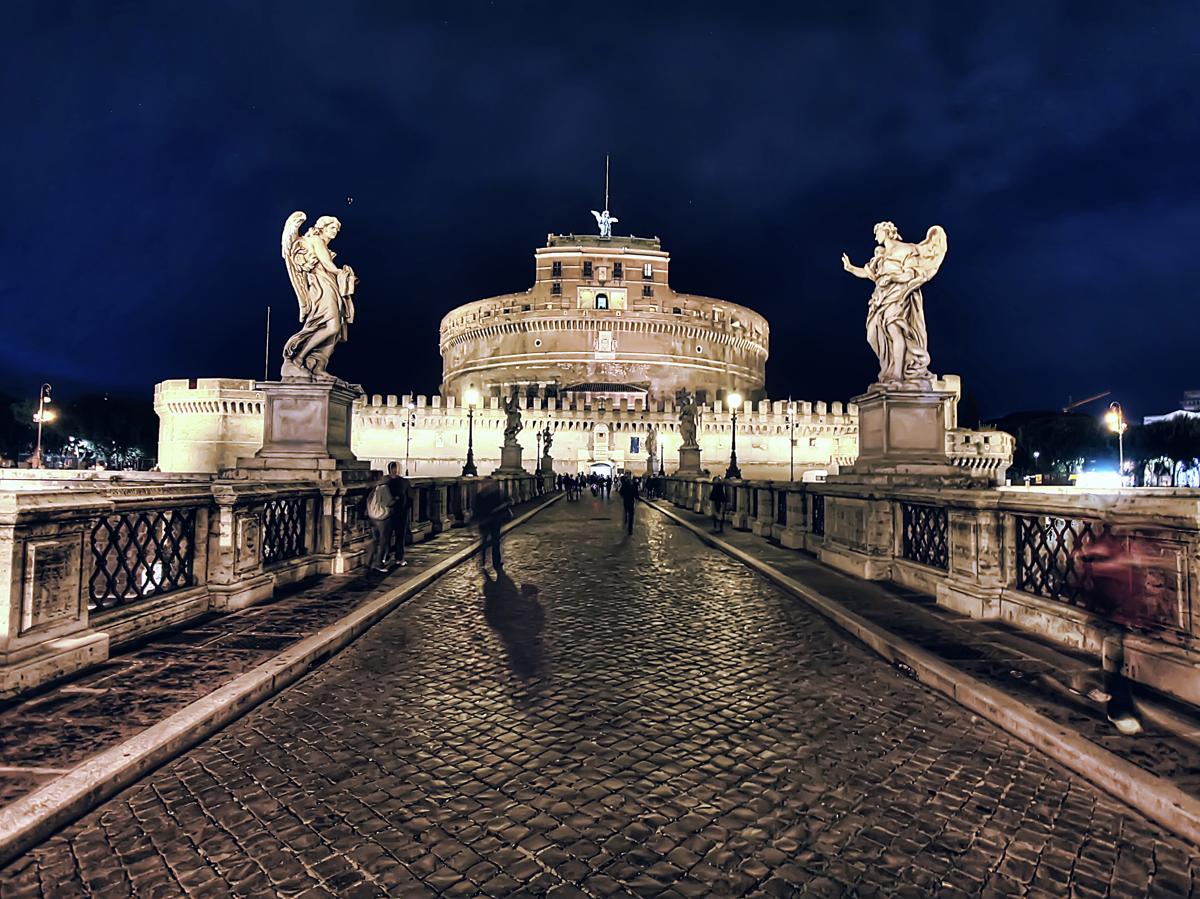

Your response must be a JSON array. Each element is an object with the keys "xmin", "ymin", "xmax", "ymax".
[
  {"xmin": 503, "ymin": 395, "xmax": 524, "ymax": 444},
  {"xmin": 645, "ymin": 425, "xmax": 658, "ymax": 459},
  {"xmin": 842, "ymin": 221, "xmax": 947, "ymax": 385},
  {"xmin": 591, "ymin": 209, "xmax": 618, "ymax": 239},
  {"xmin": 280, "ymin": 211, "xmax": 358, "ymax": 380},
  {"xmin": 677, "ymin": 390, "xmax": 700, "ymax": 448}
]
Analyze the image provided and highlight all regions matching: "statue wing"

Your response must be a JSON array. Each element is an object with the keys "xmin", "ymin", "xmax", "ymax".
[
  {"xmin": 916, "ymin": 225, "xmax": 948, "ymax": 281},
  {"xmin": 281, "ymin": 211, "xmax": 309, "ymax": 322},
  {"xmin": 610, "ymin": 215, "xmax": 619, "ymax": 225}
]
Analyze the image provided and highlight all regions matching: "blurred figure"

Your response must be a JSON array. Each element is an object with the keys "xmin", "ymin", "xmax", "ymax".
[
  {"xmin": 1078, "ymin": 529, "xmax": 1146, "ymax": 735},
  {"xmin": 709, "ymin": 476, "xmax": 727, "ymax": 532},
  {"xmin": 618, "ymin": 472, "xmax": 639, "ymax": 535},
  {"xmin": 365, "ymin": 475, "xmax": 396, "ymax": 572},
  {"xmin": 386, "ymin": 461, "xmax": 411, "ymax": 567},
  {"xmin": 473, "ymin": 478, "xmax": 512, "ymax": 574}
]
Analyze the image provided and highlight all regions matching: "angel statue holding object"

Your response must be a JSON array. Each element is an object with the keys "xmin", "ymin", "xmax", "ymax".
[
  {"xmin": 591, "ymin": 209, "xmax": 618, "ymax": 239},
  {"xmin": 645, "ymin": 425, "xmax": 658, "ymax": 460},
  {"xmin": 280, "ymin": 211, "xmax": 358, "ymax": 381},
  {"xmin": 842, "ymin": 221, "xmax": 947, "ymax": 386},
  {"xmin": 503, "ymin": 395, "xmax": 524, "ymax": 445},
  {"xmin": 677, "ymin": 390, "xmax": 700, "ymax": 448}
]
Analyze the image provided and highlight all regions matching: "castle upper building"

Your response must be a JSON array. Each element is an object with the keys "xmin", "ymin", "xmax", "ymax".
[{"xmin": 439, "ymin": 233, "xmax": 768, "ymax": 405}]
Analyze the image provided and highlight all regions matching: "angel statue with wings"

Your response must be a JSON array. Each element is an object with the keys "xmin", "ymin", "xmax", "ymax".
[
  {"xmin": 280, "ymin": 211, "xmax": 358, "ymax": 381},
  {"xmin": 676, "ymin": 390, "xmax": 701, "ymax": 448},
  {"xmin": 591, "ymin": 208, "xmax": 618, "ymax": 239},
  {"xmin": 842, "ymin": 221, "xmax": 947, "ymax": 386},
  {"xmin": 503, "ymin": 395, "xmax": 524, "ymax": 445}
]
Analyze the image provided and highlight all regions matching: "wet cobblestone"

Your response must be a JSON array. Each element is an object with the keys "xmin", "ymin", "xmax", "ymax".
[{"xmin": 2, "ymin": 496, "xmax": 1197, "ymax": 897}]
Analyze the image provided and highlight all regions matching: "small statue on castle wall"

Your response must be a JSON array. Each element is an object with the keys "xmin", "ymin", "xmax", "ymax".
[
  {"xmin": 677, "ymin": 390, "xmax": 700, "ymax": 448},
  {"xmin": 503, "ymin": 395, "xmax": 524, "ymax": 445},
  {"xmin": 842, "ymin": 221, "xmax": 947, "ymax": 386},
  {"xmin": 280, "ymin": 211, "xmax": 358, "ymax": 381}
]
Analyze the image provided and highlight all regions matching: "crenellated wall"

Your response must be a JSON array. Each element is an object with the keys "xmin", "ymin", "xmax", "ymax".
[{"xmin": 154, "ymin": 379, "xmax": 859, "ymax": 479}]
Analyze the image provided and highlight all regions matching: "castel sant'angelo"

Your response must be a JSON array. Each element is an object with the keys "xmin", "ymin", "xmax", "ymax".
[{"xmin": 156, "ymin": 209, "xmax": 861, "ymax": 478}]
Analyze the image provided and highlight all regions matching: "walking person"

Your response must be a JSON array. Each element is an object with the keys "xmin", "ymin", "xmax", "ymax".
[
  {"xmin": 386, "ymin": 461, "xmax": 411, "ymax": 567},
  {"xmin": 709, "ymin": 476, "xmax": 727, "ymax": 532},
  {"xmin": 474, "ymin": 478, "xmax": 512, "ymax": 574},
  {"xmin": 618, "ymin": 472, "xmax": 639, "ymax": 535},
  {"xmin": 365, "ymin": 475, "xmax": 396, "ymax": 572}
]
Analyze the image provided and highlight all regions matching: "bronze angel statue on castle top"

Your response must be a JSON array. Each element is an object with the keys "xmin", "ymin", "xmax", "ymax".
[{"xmin": 280, "ymin": 211, "xmax": 358, "ymax": 380}]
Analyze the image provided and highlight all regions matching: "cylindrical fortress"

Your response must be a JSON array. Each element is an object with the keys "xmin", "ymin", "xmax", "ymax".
[{"xmin": 440, "ymin": 234, "xmax": 768, "ymax": 404}]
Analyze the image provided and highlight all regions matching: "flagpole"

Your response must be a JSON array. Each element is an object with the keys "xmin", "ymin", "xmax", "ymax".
[{"xmin": 263, "ymin": 306, "xmax": 271, "ymax": 382}]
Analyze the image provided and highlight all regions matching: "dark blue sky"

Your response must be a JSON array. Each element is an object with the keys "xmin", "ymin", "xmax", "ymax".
[{"xmin": 4, "ymin": 2, "xmax": 1198, "ymax": 420}]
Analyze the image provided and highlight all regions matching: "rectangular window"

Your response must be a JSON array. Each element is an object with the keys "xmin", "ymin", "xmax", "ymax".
[
  {"xmin": 631, "ymin": 436, "xmax": 640, "ymax": 455},
  {"xmin": 551, "ymin": 261, "xmax": 562, "ymax": 277},
  {"xmin": 551, "ymin": 282, "xmax": 561, "ymax": 295},
  {"xmin": 643, "ymin": 263, "xmax": 653, "ymax": 279},
  {"xmin": 583, "ymin": 261, "xmax": 593, "ymax": 278},
  {"xmin": 642, "ymin": 285, "xmax": 653, "ymax": 297},
  {"xmin": 613, "ymin": 262, "xmax": 623, "ymax": 279},
  {"xmin": 672, "ymin": 306, "xmax": 682, "ymax": 315}
]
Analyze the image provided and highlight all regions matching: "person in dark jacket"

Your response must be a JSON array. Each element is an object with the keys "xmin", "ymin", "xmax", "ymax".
[
  {"xmin": 473, "ymin": 478, "xmax": 511, "ymax": 573},
  {"xmin": 709, "ymin": 476, "xmax": 728, "ymax": 532},
  {"xmin": 618, "ymin": 473, "xmax": 639, "ymax": 535},
  {"xmin": 386, "ymin": 461, "xmax": 411, "ymax": 567}
]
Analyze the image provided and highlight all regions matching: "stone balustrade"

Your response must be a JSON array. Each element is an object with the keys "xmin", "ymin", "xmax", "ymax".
[
  {"xmin": 0, "ymin": 471, "xmax": 540, "ymax": 700},
  {"xmin": 662, "ymin": 475, "xmax": 1200, "ymax": 708}
]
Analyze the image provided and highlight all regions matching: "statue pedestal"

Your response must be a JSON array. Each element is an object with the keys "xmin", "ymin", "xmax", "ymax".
[
  {"xmin": 677, "ymin": 446, "xmax": 702, "ymax": 475},
  {"xmin": 235, "ymin": 380, "xmax": 369, "ymax": 478},
  {"xmin": 540, "ymin": 454, "xmax": 554, "ymax": 475},
  {"xmin": 844, "ymin": 378, "xmax": 962, "ymax": 483},
  {"xmin": 645, "ymin": 454, "xmax": 657, "ymax": 476},
  {"xmin": 494, "ymin": 443, "xmax": 526, "ymax": 474}
]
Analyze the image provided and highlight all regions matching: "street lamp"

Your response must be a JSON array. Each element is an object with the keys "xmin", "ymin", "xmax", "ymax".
[
  {"xmin": 786, "ymin": 400, "xmax": 798, "ymax": 482},
  {"xmin": 462, "ymin": 388, "xmax": 480, "ymax": 476},
  {"xmin": 725, "ymin": 391, "xmax": 743, "ymax": 480},
  {"xmin": 1104, "ymin": 402, "xmax": 1127, "ymax": 481},
  {"xmin": 32, "ymin": 383, "xmax": 55, "ymax": 469},
  {"xmin": 404, "ymin": 399, "xmax": 416, "ymax": 475}
]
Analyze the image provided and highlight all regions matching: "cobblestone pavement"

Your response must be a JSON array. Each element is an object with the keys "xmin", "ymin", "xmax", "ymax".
[
  {"xmin": 3, "ymin": 495, "xmax": 1198, "ymax": 897},
  {"xmin": 0, "ymin": 520, "xmax": 485, "ymax": 806}
]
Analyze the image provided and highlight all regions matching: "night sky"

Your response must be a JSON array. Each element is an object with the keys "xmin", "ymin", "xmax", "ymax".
[{"xmin": 4, "ymin": 2, "xmax": 1198, "ymax": 421}]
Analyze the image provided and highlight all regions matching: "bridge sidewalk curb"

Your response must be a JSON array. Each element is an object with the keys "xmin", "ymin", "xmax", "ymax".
[
  {"xmin": 646, "ymin": 498, "xmax": 1200, "ymax": 849},
  {"xmin": 0, "ymin": 492, "xmax": 564, "ymax": 870}
]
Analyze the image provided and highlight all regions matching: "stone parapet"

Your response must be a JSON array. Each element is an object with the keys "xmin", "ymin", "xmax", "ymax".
[
  {"xmin": 0, "ymin": 471, "xmax": 540, "ymax": 701},
  {"xmin": 659, "ymin": 474, "xmax": 1200, "ymax": 709}
]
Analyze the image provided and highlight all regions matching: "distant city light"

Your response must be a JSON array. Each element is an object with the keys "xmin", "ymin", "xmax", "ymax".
[{"xmin": 1075, "ymin": 470, "xmax": 1122, "ymax": 489}]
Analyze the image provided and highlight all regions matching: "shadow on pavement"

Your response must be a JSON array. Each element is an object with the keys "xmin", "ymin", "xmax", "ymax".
[{"xmin": 483, "ymin": 571, "xmax": 546, "ymax": 680}]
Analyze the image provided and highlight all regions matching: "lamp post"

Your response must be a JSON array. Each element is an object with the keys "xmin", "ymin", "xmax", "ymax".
[
  {"xmin": 535, "ymin": 427, "xmax": 543, "ymax": 472},
  {"xmin": 786, "ymin": 400, "xmax": 797, "ymax": 482},
  {"xmin": 462, "ymin": 388, "xmax": 480, "ymax": 476},
  {"xmin": 725, "ymin": 391, "xmax": 743, "ymax": 480},
  {"xmin": 32, "ymin": 383, "xmax": 55, "ymax": 469},
  {"xmin": 1104, "ymin": 402, "xmax": 1127, "ymax": 482},
  {"xmin": 404, "ymin": 399, "xmax": 416, "ymax": 476}
]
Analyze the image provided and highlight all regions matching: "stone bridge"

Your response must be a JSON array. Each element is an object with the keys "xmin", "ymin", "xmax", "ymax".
[{"xmin": 1, "ymin": 470, "xmax": 1200, "ymax": 896}]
